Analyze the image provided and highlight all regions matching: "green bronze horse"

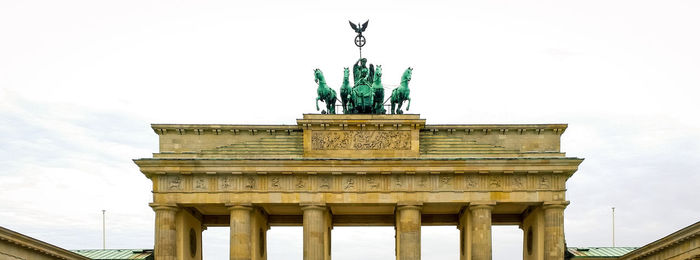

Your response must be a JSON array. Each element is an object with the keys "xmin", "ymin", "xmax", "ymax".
[
  {"xmin": 339, "ymin": 67, "xmax": 352, "ymax": 114},
  {"xmin": 371, "ymin": 65, "xmax": 386, "ymax": 114},
  {"xmin": 314, "ymin": 69, "xmax": 337, "ymax": 114},
  {"xmin": 390, "ymin": 67, "xmax": 412, "ymax": 114}
]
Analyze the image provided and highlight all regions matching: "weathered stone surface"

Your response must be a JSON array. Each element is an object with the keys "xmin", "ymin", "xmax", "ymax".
[{"xmin": 134, "ymin": 114, "xmax": 583, "ymax": 260}]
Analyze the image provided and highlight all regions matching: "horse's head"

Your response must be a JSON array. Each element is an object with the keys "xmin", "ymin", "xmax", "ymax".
[
  {"xmin": 343, "ymin": 67, "xmax": 349, "ymax": 79},
  {"xmin": 401, "ymin": 67, "xmax": 413, "ymax": 83},
  {"xmin": 374, "ymin": 65, "xmax": 382, "ymax": 79},
  {"xmin": 314, "ymin": 69, "xmax": 325, "ymax": 84}
]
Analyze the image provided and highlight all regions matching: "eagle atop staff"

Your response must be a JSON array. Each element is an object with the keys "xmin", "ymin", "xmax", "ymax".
[{"xmin": 349, "ymin": 20, "xmax": 369, "ymax": 35}]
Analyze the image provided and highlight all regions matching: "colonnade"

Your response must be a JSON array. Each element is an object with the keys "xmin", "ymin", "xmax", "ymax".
[{"xmin": 150, "ymin": 201, "xmax": 568, "ymax": 260}]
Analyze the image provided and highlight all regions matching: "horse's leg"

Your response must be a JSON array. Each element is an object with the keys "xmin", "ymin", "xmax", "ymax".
[
  {"xmin": 316, "ymin": 97, "xmax": 321, "ymax": 111},
  {"xmin": 397, "ymin": 101, "xmax": 403, "ymax": 114},
  {"xmin": 406, "ymin": 97, "xmax": 411, "ymax": 111},
  {"xmin": 391, "ymin": 102, "xmax": 396, "ymax": 114}
]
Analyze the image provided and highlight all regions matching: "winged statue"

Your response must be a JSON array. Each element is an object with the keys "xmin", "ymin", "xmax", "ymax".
[{"xmin": 349, "ymin": 20, "xmax": 369, "ymax": 35}]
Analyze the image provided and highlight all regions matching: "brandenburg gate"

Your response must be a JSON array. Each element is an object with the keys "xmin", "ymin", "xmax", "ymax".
[{"xmin": 134, "ymin": 114, "xmax": 583, "ymax": 260}]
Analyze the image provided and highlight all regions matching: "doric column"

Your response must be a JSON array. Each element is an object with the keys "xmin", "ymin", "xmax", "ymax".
[
  {"xmin": 458, "ymin": 206, "xmax": 471, "ymax": 260},
  {"xmin": 150, "ymin": 203, "xmax": 178, "ymax": 260},
  {"xmin": 396, "ymin": 203, "xmax": 422, "ymax": 260},
  {"xmin": 470, "ymin": 202, "xmax": 496, "ymax": 260},
  {"xmin": 228, "ymin": 204, "xmax": 253, "ymax": 260},
  {"xmin": 543, "ymin": 201, "xmax": 569, "ymax": 260},
  {"xmin": 302, "ymin": 204, "xmax": 327, "ymax": 260}
]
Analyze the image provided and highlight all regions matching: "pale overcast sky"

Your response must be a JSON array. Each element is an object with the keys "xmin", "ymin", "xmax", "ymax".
[{"xmin": 1, "ymin": 1, "xmax": 699, "ymax": 260}]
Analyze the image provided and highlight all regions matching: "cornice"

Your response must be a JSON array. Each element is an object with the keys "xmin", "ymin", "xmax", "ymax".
[
  {"xmin": 423, "ymin": 124, "xmax": 567, "ymax": 135},
  {"xmin": 620, "ymin": 221, "xmax": 700, "ymax": 260},
  {"xmin": 150, "ymin": 124, "xmax": 300, "ymax": 135},
  {"xmin": 0, "ymin": 226, "xmax": 90, "ymax": 260},
  {"xmin": 148, "ymin": 123, "xmax": 568, "ymax": 135}
]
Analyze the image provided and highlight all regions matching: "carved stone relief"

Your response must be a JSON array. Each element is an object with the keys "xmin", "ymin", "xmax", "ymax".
[
  {"xmin": 512, "ymin": 176, "xmax": 524, "ymax": 190},
  {"xmin": 194, "ymin": 176, "xmax": 208, "ymax": 190},
  {"xmin": 168, "ymin": 176, "xmax": 182, "ymax": 191},
  {"xmin": 367, "ymin": 176, "xmax": 379, "ymax": 189},
  {"xmin": 440, "ymin": 176, "xmax": 452, "ymax": 188},
  {"xmin": 539, "ymin": 176, "xmax": 550, "ymax": 189},
  {"xmin": 344, "ymin": 177, "xmax": 356, "ymax": 190},
  {"xmin": 245, "ymin": 176, "xmax": 256, "ymax": 189},
  {"xmin": 159, "ymin": 173, "xmax": 564, "ymax": 193},
  {"xmin": 488, "ymin": 176, "xmax": 502, "ymax": 188},
  {"xmin": 311, "ymin": 131, "xmax": 411, "ymax": 150},
  {"xmin": 295, "ymin": 176, "xmax": 306, "ymax": 189},
  {"xmin": 270, "ymin": 176, "xmax": 281, "ymax": 189},
  {"xmin": 319, "ymin": 176, "xmax": 330, "ymax": 189},
  {"xmin": 466, "ymin": 175, "xmax": 478, "ymax": 189},
  {"xmin": 219, "ymin": 176, "xmax": 232, "ymax": 190}
]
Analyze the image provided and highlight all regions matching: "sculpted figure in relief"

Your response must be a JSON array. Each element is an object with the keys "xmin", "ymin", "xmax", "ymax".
[
  {"xmin": 367, "ymin": 176, "xmax": 379, "ymax": 189},
  {"xmin": 344, "ymin": 177, "xmax": 355, "ymax": 190},
  {"xmin": 441, "ymin": 176, "xmax": 452, "ymax": 186},
  {"xmin": 245, "ymin": 177, "xmax": 255, "ymax": 189},
  {"xmin": 295, "ymin": 176, "xmax": 305, "ymax": 188},
  {"xmin": 539, "ymin": 176, "xmax": 550, "ymax": 188},
  {"xmin": 220, "ymin": 177, "xmax": 231, "ymax": 189},
  {"xmin": 466, "ymin": 176, "xmax": 477, "ymax": 188},
  {"xmin": 195, "ymin": 177, "xmax": 206, "ymax": 189},
  {"xmin": 169, "ymin": 176, "xmax": 182, "ymax": 190},
  {"xmin": 320, "ymin": 177, "xmax": 330, "ymax": 189},
  {"xmin": 489, "ymin": 176, "xmax": 502, "ymax": 188},
  {"xmin": 513, "ymin": 176, "xmax": 524, "ymax": 189}
]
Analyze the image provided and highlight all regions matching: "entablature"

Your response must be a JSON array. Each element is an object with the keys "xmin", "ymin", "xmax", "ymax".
[{"xmin": 134, "ymin": 157, "xmax": 583, "ymax": 178}]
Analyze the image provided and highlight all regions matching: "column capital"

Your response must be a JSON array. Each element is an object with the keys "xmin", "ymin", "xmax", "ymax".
[
  {"xmin": 225, "ymin": 203, "xmax": 254, "ymax": 211},
  {"xmin": 542, "ymin": 201, "xmax": 570, "ymax": 210},
  {"xmin": 469, "ymin": 201, "xmax": 496, "ymax": 211},
  {"xmin": 149, "ymin": 203, "xmax": 178, "ymax": 212},
  {"xmin": 397, "ymin": 201, "xmax": 423, "ymax": 211},
  {"xmin": 300, "ymin": 203, "xmax": 326, "ymax": 211}
]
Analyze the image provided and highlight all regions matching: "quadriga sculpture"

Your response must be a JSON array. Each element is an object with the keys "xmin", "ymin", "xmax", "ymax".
[
  {"xmin": 390, "ymin": 67, "xmax": 412, "ymax": 114},
  {"xmin": 314, "ymin": 69, "xmax": 337, "ymax": 114}
]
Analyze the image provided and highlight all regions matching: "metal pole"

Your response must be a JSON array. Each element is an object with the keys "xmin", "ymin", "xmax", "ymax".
[
  {"xmin": 612, "ymin": 207, "xmax": 615, "ymax": 247},
  {"xmin": 102, "ymin": 210, "xmax": 106, "ymax": 249}
]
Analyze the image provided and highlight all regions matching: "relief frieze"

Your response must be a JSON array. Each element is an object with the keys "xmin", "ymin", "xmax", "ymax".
[
  {"xmin": 311, "ymin": 130, "xmax": 411, "ymax": 150},
  {"xmin": 156, "ymin": 174, "xmax": 566, "ymax": 193}
]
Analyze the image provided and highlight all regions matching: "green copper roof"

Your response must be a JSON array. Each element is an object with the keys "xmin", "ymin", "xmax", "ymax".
[
  {"xmin": 71, "ymin": 249, "xmax": 153, "ymax": 260},
  {"xmin": 567, "ymin": 247, "xmax": 638, "ymax": 258}
]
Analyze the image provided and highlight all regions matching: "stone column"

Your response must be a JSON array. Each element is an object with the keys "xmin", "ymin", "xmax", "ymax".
[
  {"xmin": 396, "ymin": 204, "xmax": 422, "ymax": 260},
  {"xmin": 323, "ymin": 209, "xmax": 333, "ymax": 260},
  {"xmin": 302, "ymin": 204, "xmax": 326, "ymax": 260},
  {"xmin": 543, "ymin": 201, "xmax": 569, "ymax": 260},
  {"xmin": 458, "ymin": 206, "xmax": 471, "ymax": 260},
  {"xmin": 150, "ymin": 203, "xmax": 178, "ymax": 260},
  {"xmin": 228, "ymin": 204, "xmax": 253, "ymax": 260},
  {"xmin": 470, "ymin": 202, "xmax": 496, "ymax": 260}
]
